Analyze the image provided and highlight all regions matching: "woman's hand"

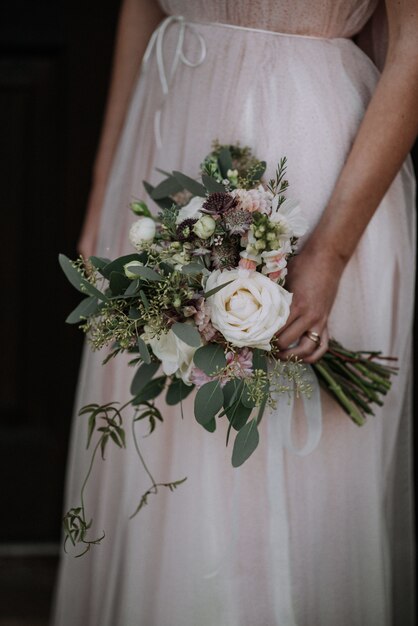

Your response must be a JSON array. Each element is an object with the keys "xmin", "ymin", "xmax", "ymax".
[{"xmin": 276, "ymin": 246, "xmax": 345, "ymax": 364}]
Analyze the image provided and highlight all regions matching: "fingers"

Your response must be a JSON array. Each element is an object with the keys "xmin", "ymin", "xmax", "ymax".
[
  {"xmin": 303, "ymin": 327, "xmax": 329, "ymax": 364},
  {"xmin": 277, "ymin": 322, "xmax": 329, "ymax": 363}
]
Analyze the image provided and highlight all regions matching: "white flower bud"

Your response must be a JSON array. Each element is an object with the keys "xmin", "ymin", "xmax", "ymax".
[
  {"xmin": 124, "ymin": 260, "xmax": 143, "ymax": 279},
  {"xmin": 193, "ymin": 215, "xmax": 216, "ymax": 240},
  {"xmin": 129, "ymin": 217, "xmax": 156, "ymax": 249}
]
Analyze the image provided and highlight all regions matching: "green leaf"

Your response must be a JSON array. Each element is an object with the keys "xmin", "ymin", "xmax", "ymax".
[
  {"xmin": 231, "ymin": 419, "xmax": 260, "ymax": 467},
  {"xmin": 109, "ymin": 271, "xmax": 131, "ymax": 295},
  {"xmin": 226, "ymin": 401, "xmax": 252, "ymax": 432},
  {"xmin": 88, "ymin": 256, "xmax": 112, "ymax": 270},
  {"xmin": 204, "ymin": 280, "xmax": 234, "ymax": 299},
  {"xmin": 143, "ymin": 181, "xmax": 173, "ymax": 209},
  {"xmin": 124, "ymin": 279, "xmax": 140, "ymax": 296},
  {"xmin": 151, "ymin": 176, "xmax": 183, "ymax": 199},
  {"xmin": 100, "ymin": 254, "xmax": 145, "ymax": 279},
  {"xmin": 128, "ymin": 307, "xmax": 141, "ymax": 320},
  {"xmin": 193, "ymin": 344, "xmax": 226, "ymax": 376},
  {"xmin": 66, "ymin": 296, "xmax": 99, "ymax": 324},
  {"xmin": 130, "ymin": 361, "xmax": 160, "ymax": 396},
  {"xmin": 180, "ymin": 263, "xmax": 204, "ymax": 275},
  {"xmin": 194, "ymin": 380, "xmax": 224, "ymax": 425},
  {"xmin": 218, "ymin": 147, "xmax": 233, "ymax": 178},
  {"xmin": 202, "ymin": 417, "xmax": 216, "ymax": 432},
  {"xmin": 58, "ymin": 254, "xmax": 87, "ymax": 293},
  {"xmin": 201, "ymin": 174, "xmax": 226, "ymax": 193},
  {"xmin": 137, "ymin": 337, "xmax": 151, "ymax": 364},
  {"xmin": 172, "ymin": 322, "xmax": 201, "ymax": 347},
  {"xmin": 172, "ymin": 171, "xmax": 206, "ymax": 197},
  {"xmin": 252, "ymin": 348, "xmax": 268, "ymax": 372},
  {"xmin": 250, "ymin": 161, "xmax": 267, "ymax": 181},
  {"xmin": 132, "ymin": 376, "xmax": 167, "ymax": 404},
  {"xmin": 59, "ymin": 254, "xmax": 109, "ymax": 302},
  {"xmin": 139, "ymin": 289, "xmax": 149, "ymax": 310},
  {"xmin": 125, "ymin": 265, "xmax": 162, "ymax": 282},
  {"xmin": 166, "ymin": 378, "xmax": 194, "ymax": 405}
]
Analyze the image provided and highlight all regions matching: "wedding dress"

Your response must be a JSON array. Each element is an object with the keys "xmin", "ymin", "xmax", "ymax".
[{"xmin": 52, "ymin": 1, "xmax": 416, "ymax": 624}]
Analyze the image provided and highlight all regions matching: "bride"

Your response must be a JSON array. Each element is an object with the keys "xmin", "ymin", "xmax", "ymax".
[{"xmin": 53, "ymin": 1, "xmax": 417, "ymax": 624}]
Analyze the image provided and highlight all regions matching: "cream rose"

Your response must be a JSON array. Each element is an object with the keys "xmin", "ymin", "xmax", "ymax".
[
  {"xmin": 205, "ymin": 268, "xmax": 292, "ymax": 350},
  {"xmin": 143, "ymin": 326, "xmax": 199, "ymax": 384}
]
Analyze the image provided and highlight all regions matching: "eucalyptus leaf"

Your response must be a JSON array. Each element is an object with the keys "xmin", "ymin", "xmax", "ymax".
[
  {"xmin": 193, "ymin": 344, "xmax": 226, "ymax": 376},
  {"xmin": 130, "ymin": 361, "xmax": 160, "ymax": 396},
  {"xmin": 88, "ymin": 256, "xmax": 112, "ymax": 270},
  {"xmin": 124, "ymin": 279, "xmax": 140, "ymax": 296},
  {"xmin": 194, "ymin": 380, "xmax": 224, "ymax": 425},
  {"xmin": 143, "ymin": 181, "xmax": 174, "ymax": 209},
  {"xmin": 132, "ymin": 376, "xmax": 167, "ymax": 404},
  {"xmin": 166, "ymin": 378, "xmax": 194, "ymax": 405},
  {"xmin": 201, "ymin": 174, "xmax": 226, "ymax": 193},
  {"xmin": 59, "ymin": 254, "xmax": 109, "ymax": 302},
  {"xmin": 172, "ymin": 171, "xmax": 206, "ymax": 197},
  {"xmin": 151, "ymin": 176, "xmax": 183, "ymax": 199},
  {"xmin": 66, "ymin": 296, "xmax": 99, "ymax": 324},
  {"xmin": 218, "ymin": 147, "xmax": 233, "ymax": 178},
  {"xmin": 226, "ymin": 401, "xmax": 252, "ymax": 432},
  {"xmin": 109, "ymin": 271, "xmax": 131, "ymax": 295},
  {"xmin": 202, "ymin": 417, "xmax": 216, "ymax": 433},
  {"xmin": 101, "ymin": 254, "xmax": 145, "ymax": 279},
  {"xmin": 231, "ymin": 418, "xmax": 260, "ymax": 467},
  {"xmin": 204, "ymin": 280, "xmax": 234, "ymax": 299},
  {"xmin": 137, "ymin": 337, "xmax": 151, "ymax": 364},
  {"xmin": 252, "ymin": 348, "xmax": 268, "ymax": 372},
  {"xmin": 180, "ymin": 263, "xmax": 205, "ymax": 275},
  {"xmin": 139, "ymin": 289, "xmax": 149, "ymax": 310},
  {"xmin": 250, "ymin": 161, "xmax": 267, "ymax": 181},
  {"xmin": 126, "ymin": 265, "xmax": 162, "ymax": 282},
  {"xmin": 172, "ymin": 322, "xmax": 202, "ymax": 347}
]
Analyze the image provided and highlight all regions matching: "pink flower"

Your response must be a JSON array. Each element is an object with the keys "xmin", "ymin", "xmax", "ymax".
[
  {"xmin": 190, "ymin": 367, "xmax": 213, "ymax": 389},
  {"xmin": 232, "ymin": 186, "xmax": 273, "ymax": 214},
  {"xmin": 239, "ymin": 257, "xmax": 258, "ymax": 270},
  {"xmin": 194, "ymin": 297, "xmax": 217, "ymax": 341},
  {"xmin": 226, "ymin": 348, "xmax": 253, "ymax": 378}
]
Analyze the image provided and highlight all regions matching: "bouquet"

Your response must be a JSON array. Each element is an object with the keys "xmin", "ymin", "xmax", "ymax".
[{"xmin": 60, "ymin": 142, "xmax": 396, "ymax": 554}]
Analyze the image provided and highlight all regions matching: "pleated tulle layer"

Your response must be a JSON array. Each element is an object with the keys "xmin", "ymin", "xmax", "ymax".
[{"xmin": 52, "ymin": 4, "xmax": 416, "ymax": 625}]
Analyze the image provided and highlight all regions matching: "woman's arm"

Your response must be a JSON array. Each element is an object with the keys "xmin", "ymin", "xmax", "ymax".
[
  {"xmin": 277, "ymin": 0, "xmax": 418, "ymax": 363},
  {"xmin": 78, "ymin": 0, "xmax": 165, "ymax": 258}
]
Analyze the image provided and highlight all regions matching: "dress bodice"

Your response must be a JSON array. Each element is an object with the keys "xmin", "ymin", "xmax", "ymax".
[{"xmin": 157, "ymin": 0, "xmax": 380, "ymax": 39}]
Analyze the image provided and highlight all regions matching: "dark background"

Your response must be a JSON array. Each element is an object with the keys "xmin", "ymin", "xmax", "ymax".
[{"xmin": 0, "ymin": 1, "xmax": 417, "ymax": 623}]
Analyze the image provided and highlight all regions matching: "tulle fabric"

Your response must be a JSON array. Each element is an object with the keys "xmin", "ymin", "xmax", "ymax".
[{"xmin": 52, "ymin": 1, "xmax": 416, "ymax": 625}]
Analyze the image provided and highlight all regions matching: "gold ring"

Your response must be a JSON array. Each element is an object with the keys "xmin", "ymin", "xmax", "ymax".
[{"xmin": 305, "ymin": 330, "xmax": 321, "ymax": 346}]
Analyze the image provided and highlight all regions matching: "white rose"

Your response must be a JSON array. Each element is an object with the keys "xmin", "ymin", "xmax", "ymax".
[
  {"xmin": 205, "ymin": 268, "xmax": 292, "ymax": 350},
  {"xmin": 176, "ymin": 196, "xmax": 205, "ymax": 224},
  {"xmin": 143, "ymin": 327, "xmax": 199, "ymax": 384},
  {"xmin": 193, "ymin": 215, "xmax": 216, "ymax": 239},
  {"xmin": 129, "ymin": 217, "xmax": 156, "ymax": 248},
  {"xmin": 269, "ymin": 197, "xmax": 308, "ymax": 238}
]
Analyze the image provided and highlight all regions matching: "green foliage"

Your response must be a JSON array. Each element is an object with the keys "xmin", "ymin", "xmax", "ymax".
[
  {"xmin": 66, "ymin": 296, "xmax": 99, "ymax": 324},
  {"xmin": 171, "ymin": 322, "xmax": 201, "ymax": 347},
  {"xmin": 166, "ymin": 378, "xmax": 194, "ymax": 405},
  {"xmin": 193, "ymin": 344, "xmax": 226, "ymax": 376},
  {"xmin": 232, "ymin": 418, "xmax": 260, "ymax": 467},
  {"xmin": 130, "ymin": 362, "xmax": 160, "ymax": 396},
  {"xmin": 194, "ymin": 380, "xmax": 224, "ymax": 425},
  {"xmin": 132, "ymin": 376, "xmax": 167, "ymax": 404}
]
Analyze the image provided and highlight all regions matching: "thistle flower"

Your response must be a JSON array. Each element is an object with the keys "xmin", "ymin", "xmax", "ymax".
[
  {"xmin": 176, "ymin": 218, "xmax": 198, "ymax": 242},
  {"xmin": 223, "ymin": 207, "xmax": 253, "ymax": 235},
  {"xmin": 210, "ymin": 238, "xmax": 240, "ymax": 269},
  {"xmin": 201, "ymin": 192, "xmax": 237, "ymax": 215}
]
